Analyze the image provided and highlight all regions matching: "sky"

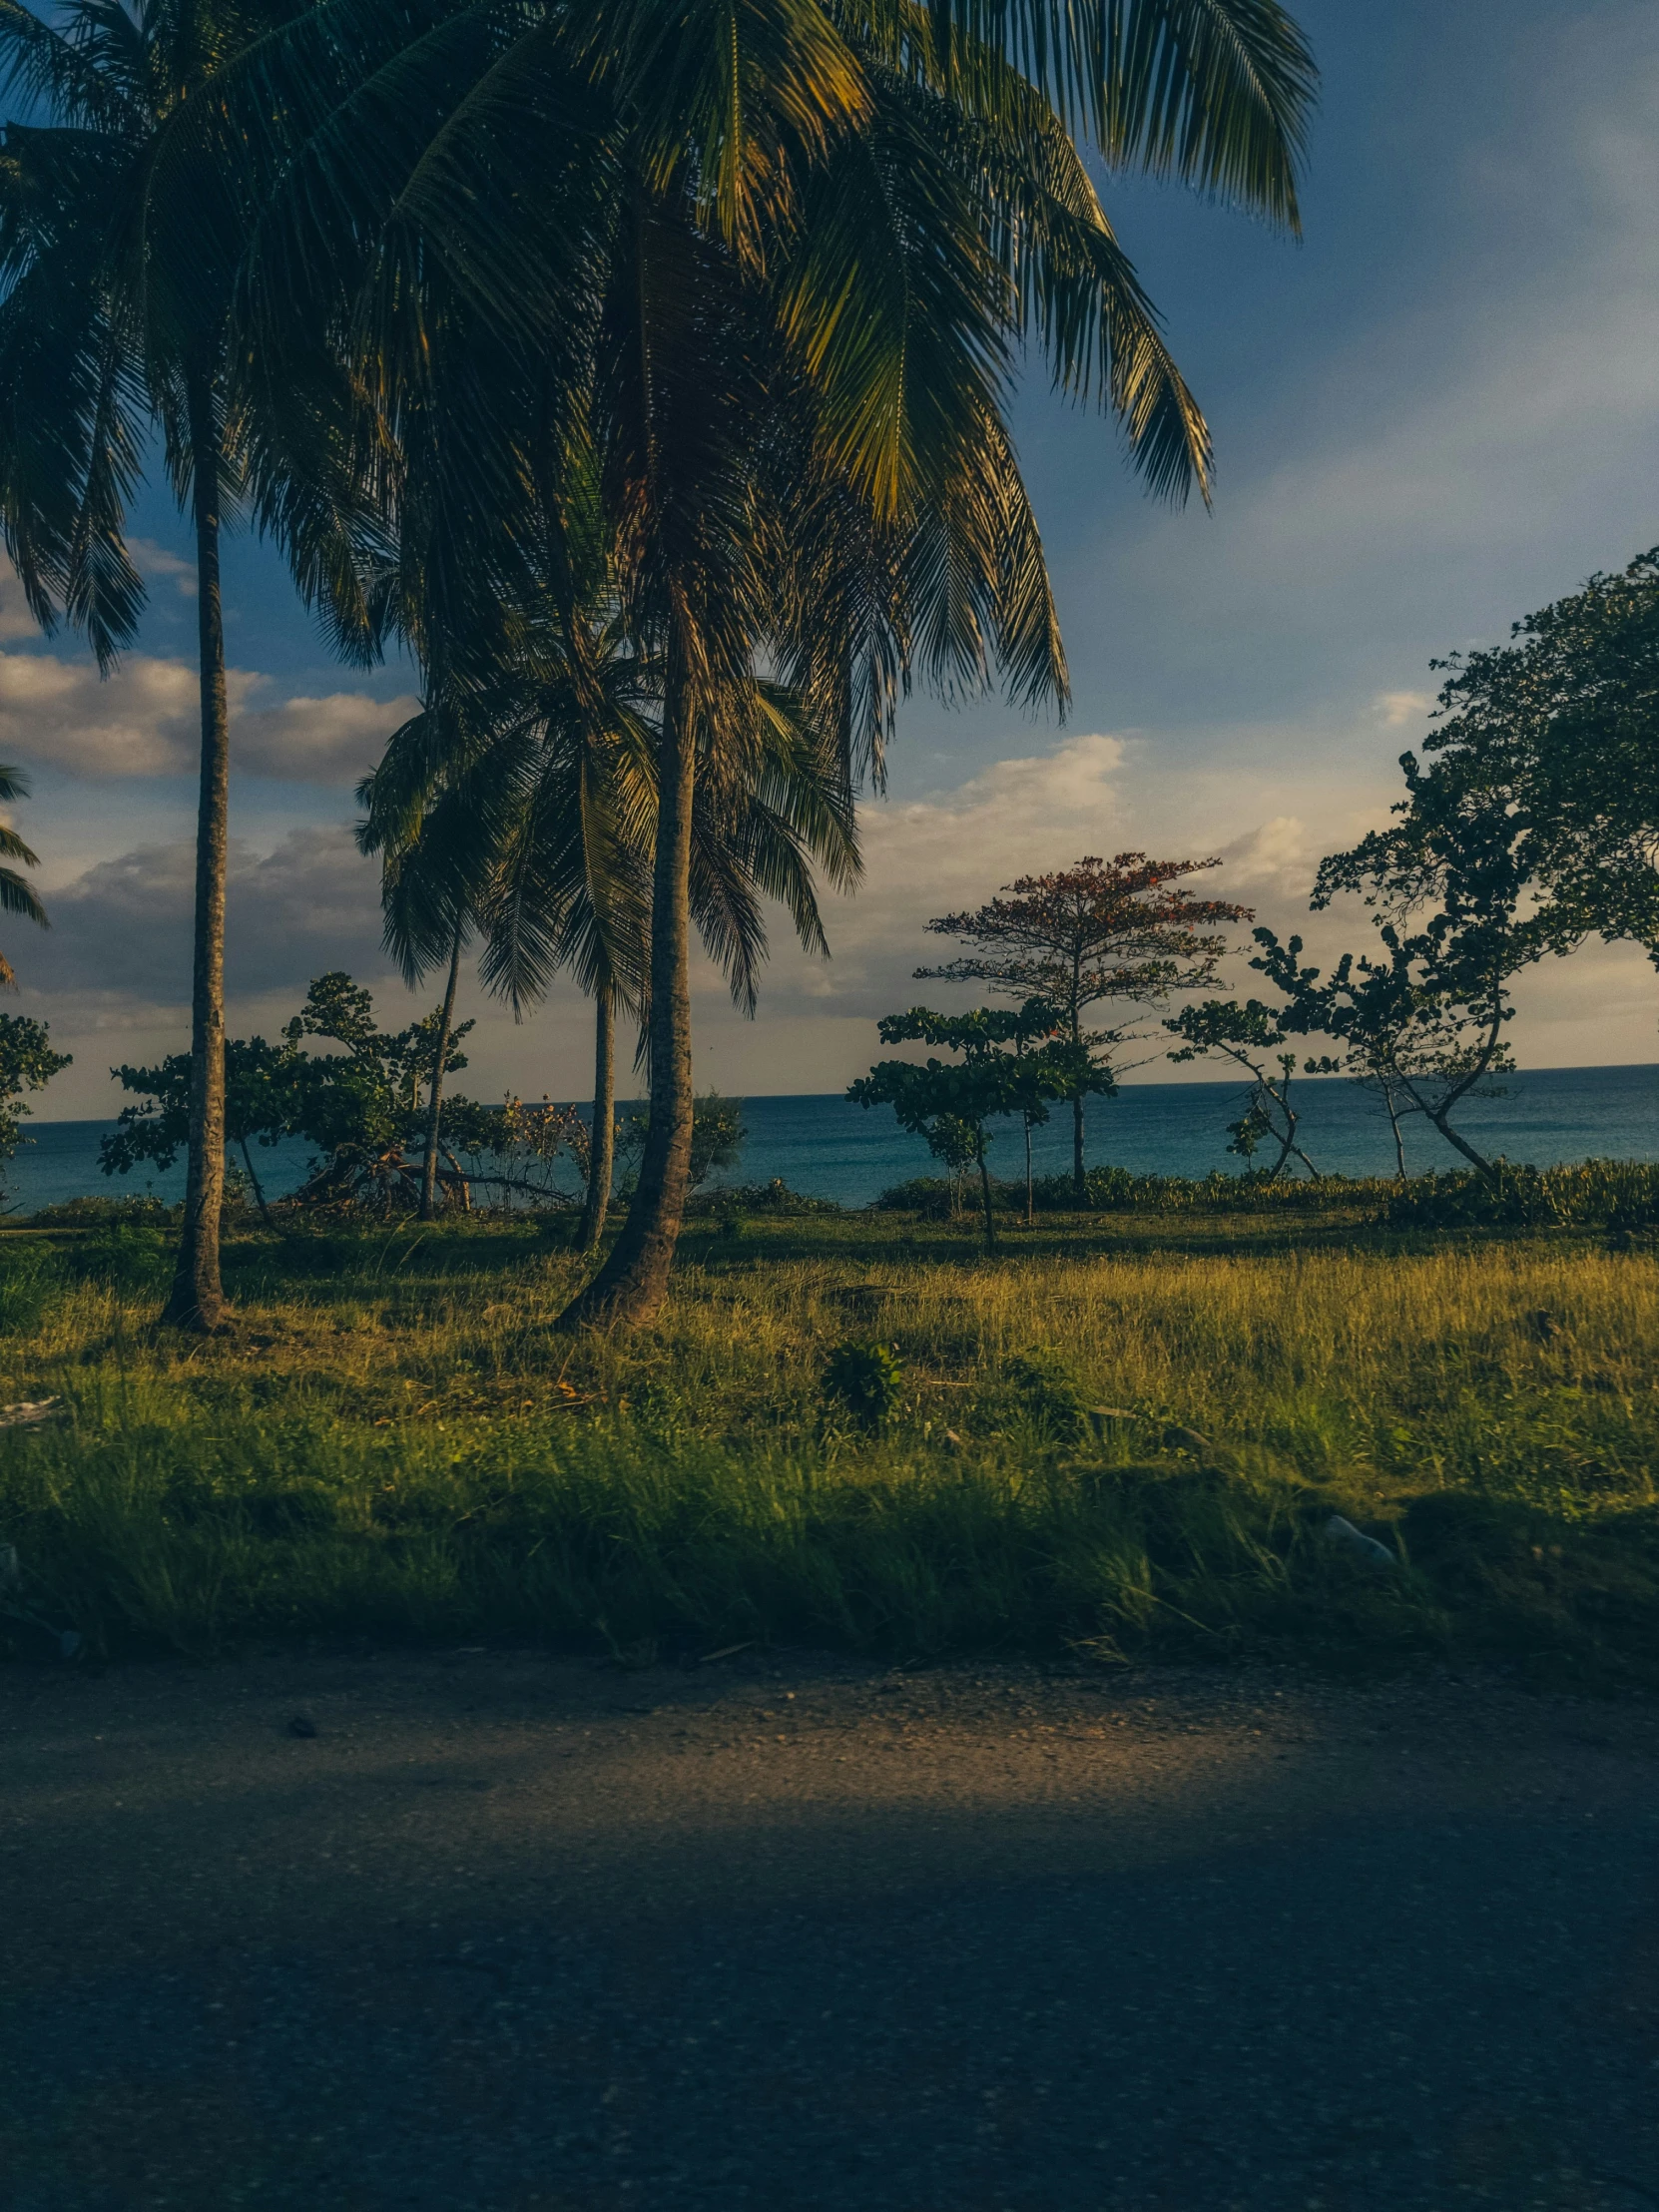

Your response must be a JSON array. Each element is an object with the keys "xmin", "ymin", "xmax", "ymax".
[{"xmin": 4, "ymin": 0, "xmax": 1659, "ymax": 1117}]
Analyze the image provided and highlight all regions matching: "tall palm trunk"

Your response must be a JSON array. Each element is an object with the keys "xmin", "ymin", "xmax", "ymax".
[
  {"xmin": 419, "ymin": 921, "xmax": 463, "ymax": 1221},
  {"xmin": 579, "ymin": 974, "xmax": 616, "ymax": 1254},
  {"xmin": 559, "ymin": 650, "xmax": 695, "ymax": 1327},
  {"xmin": 163, "ymin": 369, "xmax": 232, "ymax": 1332}
]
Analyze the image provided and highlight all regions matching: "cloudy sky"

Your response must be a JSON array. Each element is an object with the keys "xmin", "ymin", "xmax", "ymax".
[{"xmin": 5, "ymin": 0, "xmax": 1658, "ymax": 1117}]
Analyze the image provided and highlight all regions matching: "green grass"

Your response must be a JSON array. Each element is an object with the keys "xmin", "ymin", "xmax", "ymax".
[{"xmin": 2, "ymin": 1199, "xmax": 1657, "ymax": 1683}]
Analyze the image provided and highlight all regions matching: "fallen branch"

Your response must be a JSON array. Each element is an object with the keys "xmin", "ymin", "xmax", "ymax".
[{"xmin": 0, "ymin": 1397, "xmax": 62, "ymax": 1428}]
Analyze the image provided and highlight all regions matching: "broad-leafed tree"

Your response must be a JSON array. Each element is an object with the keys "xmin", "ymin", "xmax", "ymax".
[
  {"xmin": 919, "ymin": 853, "xmax": 1252, "ymax": 1197},
  {"xmin": 1407, "ymin": 548, "xmax": 1659, "ymax": 967},
  {"xmin": 850, "ymin": 1000, "xmax": 1092, "ymax": 1250}
]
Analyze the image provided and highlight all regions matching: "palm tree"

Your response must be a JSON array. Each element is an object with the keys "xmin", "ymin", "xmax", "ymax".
[
  {"xmin": 0, "ymin": 0, "xmax": 301, "ymax": 1329},
  {"xmin": 0, "ymin": 763, "xmax": 47, "ymax": 987},
  {"xmin": 358, "ymin": 586, "xmax": 859, "ymax": 1249},
  {"xmin": 227, "ymin": 0, "xmax": 1316, "ymax": 1323}
]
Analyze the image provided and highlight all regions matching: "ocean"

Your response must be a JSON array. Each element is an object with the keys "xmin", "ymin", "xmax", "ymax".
[{"xmin": 6, "ymin": 1062, "xmax": 1657, "ymax": 1215}]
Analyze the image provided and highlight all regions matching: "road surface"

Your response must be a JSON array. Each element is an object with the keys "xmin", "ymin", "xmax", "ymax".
[{"xmin": 3, "ymin": 1650, "xmax": 1656, "ymax": 2209}]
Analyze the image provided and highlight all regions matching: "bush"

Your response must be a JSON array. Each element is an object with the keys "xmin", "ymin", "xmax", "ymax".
[
  {"xmin": 28, "ymin": 1194, "xmax": 172, "ymax": 1228},
  {"xmin": 874, "ymin": 1176, "xmax": 958, "ymax": 1218},
  {"xmin": 822, "ymin": 1339, "xmax": 905, "ymax": 1430},
  {"xmin": 689, "ymin": 1179, "xmax": 840, "ymax": 1218},
  {"xmin": 1027, "ymin": 1166, "xmax": 1386, "ymax": 1214},
  {"xmin": 973, "ymin": 1350, "xmax": 1092, "ymax": 1443},
  {"xmin": 1384, "ymin": 1161, "xmax": 1659, "ymax": 1232},
  {"xmin": 877, "ymin": 1166, "xmax": 1408, "ymax": 1218}
]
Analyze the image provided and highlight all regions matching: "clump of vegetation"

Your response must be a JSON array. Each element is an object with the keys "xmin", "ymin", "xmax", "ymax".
[
  {"xmin": 1023, "ymin": 1166, "xmax": 1364, "ymax": 1214},
  {"xmin": 970, "ymin": 1349, "xmax": 1092, "ymax": 1443},
  {"xmin": 878, "ymin": 1167, "xmax": 1404, "ymax": 1219},
  {"xmin": 1382, "ymin": 1162, "xmax": 1659, "ymax": 1231},
  {"xmin": 27, "ymin": 1195, "xmax": 172, "ymax": 1229},
  {"xmin": 100, "ymin": 973, "xmax": 617, "ymax": 1227},
  {"xmin": 850, "ymin": 1003, "xmax": 1101, "ymax": 1248},
  {"xmin": 687, "ymin": 1179, "xmax": 840, "ymax": 1219},
  {"xmin": 822, "ymin": 1339, "xmax": 905, "ymax": 1431},
  {"xmin": 62, "ymin": 1225, "xmax": 174, "ymax": 1295}
]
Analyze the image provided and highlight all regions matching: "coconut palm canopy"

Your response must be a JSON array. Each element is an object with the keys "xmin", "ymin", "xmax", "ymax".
[{"xmin": 0, "ymin": 0, "xmax": 1316, "ymax": 1326}]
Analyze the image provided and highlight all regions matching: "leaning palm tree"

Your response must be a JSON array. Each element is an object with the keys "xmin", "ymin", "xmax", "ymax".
[
  {"xmin": 227, "ymin": 0, "xmax": 1316, "ymax": 1325},
  {"xmin": 0, "ymin": 0, "xmax": 301, "ymax": 1329},
  {"xmin": 0, "ymin": 763, "xmax": 47, "ymax": 987}
]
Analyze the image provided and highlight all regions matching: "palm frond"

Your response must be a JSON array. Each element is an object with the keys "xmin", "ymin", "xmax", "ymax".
[{"xmin": 0, "ymin": 862, "xmax": 46, "ymax": 928}]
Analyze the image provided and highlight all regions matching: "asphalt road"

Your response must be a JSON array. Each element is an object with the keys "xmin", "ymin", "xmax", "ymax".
[{"xmin": 3, "ymin": 1651, "xmax": 1657, "ymax": 2211}]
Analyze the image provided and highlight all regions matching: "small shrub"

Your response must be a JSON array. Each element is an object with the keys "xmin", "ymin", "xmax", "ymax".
[
  {"xmin": 1027, "ymin": 1165, "xmax": 1142, "ymax": 1211},
  {"xmin": 973, "ymin": 1349, "xmax": 1092, "ymax": 1442},
  {"xmin": 28, "ymin": 1194, "xmax": 171, "ymax": 1228},
  {"xmin": 823, "ymin": 1338, "xmax": 905, "ymax": 1429},
  {"xmin": 874, "ymin": 1176, "xmax": 957, "ymax": 1218},
  {"xmin": 690, "ymin": 1179, "xmax": 840, "ymax": 1219}
]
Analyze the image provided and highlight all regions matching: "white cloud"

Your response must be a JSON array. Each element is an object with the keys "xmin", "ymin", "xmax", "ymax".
[
  {"xmin": 1375, "ymin": 690, "xmax": 1432, "ymax": 728},
  {"xmin": 16, "ymin": 824, "xmax": 390, "ymax": 1013},
  {"xmin": 0, "ymin": 647, "xmax": 416, "ymax": 787},
  {"xmin": 235, "ymin": 691, "xmax": 416, "ymax": 784},
  {"xmin": 0, "ymin": 651, "xmax": 201, "ymax": 776},
  {"xmin": 130, "ymin": 539, "xmax": 198, "ymax": 599},
  {"xmin": 1215, "ymin": 815, "xmax": 1309, "ymax": 891},
  {"xmin": 754, "ymin": 731, "xmax": 1134, "ymax": 1012}
]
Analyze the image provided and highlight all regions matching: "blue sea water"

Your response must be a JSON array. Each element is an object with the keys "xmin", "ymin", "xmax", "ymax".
[{"xmin": 6, "ymin": 1062, "xmax": 1657, "ymax": 1214}]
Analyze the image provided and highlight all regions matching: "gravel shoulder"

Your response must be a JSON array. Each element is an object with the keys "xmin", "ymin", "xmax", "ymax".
[{"xmin": 4, "ymin": 1651, "xmax": 1658, "ymax": 2210}]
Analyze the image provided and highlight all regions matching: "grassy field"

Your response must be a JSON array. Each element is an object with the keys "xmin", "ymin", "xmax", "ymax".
[{"xmin": 2, "ymin": 1195, "xmax": 1657, "ymax": 1682}]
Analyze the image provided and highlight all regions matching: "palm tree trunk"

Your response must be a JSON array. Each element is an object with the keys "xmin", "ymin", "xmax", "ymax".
[
  {"xmin": 559, "ymin": 647, "xmax": 695, "ymax": 1327},
  {"xmin": 419, "ymin": 922, "xmax": 463, "ymax": 1222},
  {"xmin": 579, "ymin": 975, "xmax": 616, "ymax": 1254},
  {"xmin": 163, "ymin": 370, "xmax": 232, "ymax": 1333}
]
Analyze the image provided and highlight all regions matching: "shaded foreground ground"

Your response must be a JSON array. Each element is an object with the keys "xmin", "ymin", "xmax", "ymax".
[{"xmin": 4, "ymin": 1651, "xmax": 1657, "ymax": 2210}]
